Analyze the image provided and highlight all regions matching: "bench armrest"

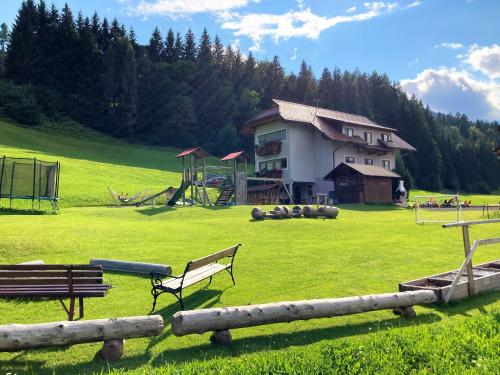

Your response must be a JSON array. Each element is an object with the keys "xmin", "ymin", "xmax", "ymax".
[{"xmin": 150, "ymin": 272, "xmax": 180, "ymax": 288}]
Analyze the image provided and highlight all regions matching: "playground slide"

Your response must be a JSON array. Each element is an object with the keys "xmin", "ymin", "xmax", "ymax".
[
  {"xmin": 167, "ymin": 181, "xmax": 186, "ymax": 206},
  {"xmin": 134, "ymin": 187, "xmax": 173, "ymax": 206}
]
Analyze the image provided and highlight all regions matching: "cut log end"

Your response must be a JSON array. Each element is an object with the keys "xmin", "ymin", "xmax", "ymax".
[
  {"xmin": 100, "ymin": 339, "xmax": 124, "ymax": 361},
  {"xmin": 392, "ymin": 306, "xmax": 417, "ymax": 318},
  {"xmin": 210, "ymin": 330, "xmax": 232, "ymax": 345}
]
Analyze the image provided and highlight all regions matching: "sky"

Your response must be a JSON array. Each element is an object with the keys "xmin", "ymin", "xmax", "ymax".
[{"xmin": 2, "ymin": 0, "xmax": 499, "ymax": 121}]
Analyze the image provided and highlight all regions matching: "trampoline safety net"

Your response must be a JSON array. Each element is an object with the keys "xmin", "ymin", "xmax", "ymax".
[{"xmin": 0, "ymin": 156, "xmax": 60, "ymax": 208}]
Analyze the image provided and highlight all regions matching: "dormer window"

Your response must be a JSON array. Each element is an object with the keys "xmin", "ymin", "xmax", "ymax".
[
  {"xmin": 364, "ymin": 132, "xmax": 372, "ymax": 144},
  {"xmin": 381, "ymin": 133, "xmax": 392, "ymax": 142},
  {"xmin": 343, "ymin": 127, "xmax": 354, "ymax": 137}
]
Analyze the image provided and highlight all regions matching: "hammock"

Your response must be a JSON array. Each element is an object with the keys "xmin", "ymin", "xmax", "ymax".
[{"xmin": 107, "ymin": 186, "xmax": 150, "ymax": 205}]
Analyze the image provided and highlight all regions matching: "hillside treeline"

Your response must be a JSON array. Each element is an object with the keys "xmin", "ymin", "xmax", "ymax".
[{"xmin": 0, "ymin": 0, "xmax": 499, "ymax": 193}]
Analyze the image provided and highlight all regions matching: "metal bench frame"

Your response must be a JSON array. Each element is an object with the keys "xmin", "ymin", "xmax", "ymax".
[{"xmin": 150, "ymin": 244, "xmax": 241, "ymax": 311}]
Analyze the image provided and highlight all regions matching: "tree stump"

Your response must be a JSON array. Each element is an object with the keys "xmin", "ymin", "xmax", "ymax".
[
  {"xmin": 100, "ymin": 339, "xmax": 124, "ymax": 361},
  {"xmin": 392, "ymin": 306, "xmax": 417, "ymax": 318},
  {"xmin": 210, "ymin": 330, "xmax": 232, "ymax": 345}
]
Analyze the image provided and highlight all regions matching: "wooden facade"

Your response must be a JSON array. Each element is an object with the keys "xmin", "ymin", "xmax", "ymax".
[{"xmin": 326, "ymin": 163, "xmax": 399, "ymax": 204}]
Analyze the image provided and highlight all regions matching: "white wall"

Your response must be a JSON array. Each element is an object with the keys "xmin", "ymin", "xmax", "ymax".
[
  {"xmin": 254, "ymin": 121, "xmax": 291, "ymax": 182},
  {"xmin": 253, "ymin": 121, "xmax": 399, "ymax": 193}
]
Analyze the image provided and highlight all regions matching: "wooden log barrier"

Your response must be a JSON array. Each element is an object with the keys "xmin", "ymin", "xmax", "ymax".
[
  {"xmin": 171, "ymin": 290, "xmax": 437, "ymax": 341},
  {"xmin": 90, "ymin": 259, "xmax": 172, "ymax": 276},
  {"xmin": 0, "ymin": 315, "xmax": 164, "ymax": 361}
]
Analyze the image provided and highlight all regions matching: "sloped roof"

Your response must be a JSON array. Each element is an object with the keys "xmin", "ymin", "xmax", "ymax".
[
  {"xmin": 274, "ymin": 99, "xmax": 395, "ymax": 130},
  {"xmin": 325, "ymin": 162, "xmax": 401, "ymax": 179},
  {"xmin": 243, "ymin": 99, "xmax": 395, "ymax": 133},
  {"xmin": 243, "ymin": 99, "xmax": 416, "ymax": 151},
  {"xmin": 176, "ymin": 147, "xmax": 211, "ymax": 159},
  {"xmin": 378, "ymin": 134, "xmax": 417, "ymax": 151},
  {"xmin": 221, "ymin": 151, "xmax": 249, "ymax": 161}
]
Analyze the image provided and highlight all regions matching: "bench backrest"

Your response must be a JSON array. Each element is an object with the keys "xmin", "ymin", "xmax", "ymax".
[
  {"xmin": 0, "ymin": 265, "xmax": 104, "ymax": 286},
  {"xmin": 185, "ymin": 244, "xmax": 241, "ymax": 274}
]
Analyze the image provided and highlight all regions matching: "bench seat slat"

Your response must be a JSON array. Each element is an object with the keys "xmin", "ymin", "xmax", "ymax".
[
  {"xmin": 0, "ymin": 277, "xmax": 104, "ymax": 285},
  {"xmin": 0, "ymin": 265, "xmax": 102, "ymax": 271},
  {"xmin": 0, "ymin": 271, "xmax": 102, "ymax": 278},
  {"xmin": 0, "ymin": 284, "xmax": 109, "ymax": 289},
  {"xmin": 159, "ymin": 263, "xmax": 229, "ymax": 291},
  {"xmin": 0, "ymin": 291, "xmax": 108, "ymax": 297}
]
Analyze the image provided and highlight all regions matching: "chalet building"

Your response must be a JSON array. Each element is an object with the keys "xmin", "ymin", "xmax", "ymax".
[{"xmin": 243, "ymin": 99, "xmax": 416, "ymax": 204}]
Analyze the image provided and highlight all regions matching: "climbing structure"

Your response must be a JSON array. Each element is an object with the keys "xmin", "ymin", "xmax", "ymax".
[
  {"xmin": 176, "ymin": 147, "xmax": 212, "ymax": 207},
  {"xmin": 216, "ymin": 152, "xmax": 249, "ymax": 206}
]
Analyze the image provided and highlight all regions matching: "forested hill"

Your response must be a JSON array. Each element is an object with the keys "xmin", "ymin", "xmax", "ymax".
[{"xmin": 0, "ymin": 1, "xmax": 499, "ymax": 193}]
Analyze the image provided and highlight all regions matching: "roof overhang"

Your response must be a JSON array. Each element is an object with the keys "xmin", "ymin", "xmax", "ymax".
[{"xmin": 324, "ymin": 162, "xmax": 401, "ymax": 180}]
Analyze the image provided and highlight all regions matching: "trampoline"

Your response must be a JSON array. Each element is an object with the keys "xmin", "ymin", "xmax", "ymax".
[{"xmin": 0, "ymin": 156, "xmax": 60, "ymax": 210}]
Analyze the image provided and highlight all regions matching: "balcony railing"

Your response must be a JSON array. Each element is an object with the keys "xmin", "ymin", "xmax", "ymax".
[{"xmin": 255, "ymin": 140, "xmax": 282, "ymax": 157}]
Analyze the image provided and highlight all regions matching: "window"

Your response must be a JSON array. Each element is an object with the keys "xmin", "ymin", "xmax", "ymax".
[
  {"xmin": 345, "ymin": 156, "xmax": 355, "ymax": 164},
  {"xmin": 259, "ymin": 157, "xmax": 288, "ymax": 171},
  {"xmin": 257, "ymin": 129, "xmax": 287, "ymax": 144},
  {"xmin": 382, "ymin": 160, "xmax": 391, "ymax": 170},
  {"xmin": 343, "ymin": 127, "xmax": 354, "ymax": 137},
  {"xmin": 364, "ymin": 132, "xmax": 372, "ymax": 144},
  {"xmin": 381, "ymin": 133, "xmax": 392, "ymax": 142},
  {"xmin": 364, "ymin": 158, "xmax": 373, "ymax": 165}
]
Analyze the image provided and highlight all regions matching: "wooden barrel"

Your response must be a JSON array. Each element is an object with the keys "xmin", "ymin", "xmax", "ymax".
[
  {"xmin": 303, "ymin": 205, "xmax": 319, "ymax": 218},
  {"xmin": 318, "ymin": 206, "xmax": 339, "ymax": 218},
  {"xmin": 292, "ymin": 205, "xmax": 303, "ymax": 217},
  {"xmin": 251, "ymin": 207, "xmax": 266, "ymax": 220}
]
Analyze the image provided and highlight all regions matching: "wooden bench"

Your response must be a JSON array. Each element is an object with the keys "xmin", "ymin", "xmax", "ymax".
[
  {"xmin": 0, "ymin": 264, "xmax": 111, "ymax": 320},
  {"xmin": 150, "ymin": 244, "xmax": 241, "ymax": 311}
]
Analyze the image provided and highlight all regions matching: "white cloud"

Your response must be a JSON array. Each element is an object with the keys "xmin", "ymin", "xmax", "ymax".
[
  {"xmin": 221, "ymin": 2, "xmax": 399, "ymax": 53},
  {"xmin": 291, "ymin": 47, "xmax": 298, "ymax": 61},
  {"xmin": 401, "ymin": 67, "xmax": 500, "ymax": 121},
  {"xmin": 465, "ymin": 44, "xmax": 500, "ymax": 79},
  {"xmin": 346, "ymin": 6, "xmax": 357, "ymax": 13},
  {"xmin": 131, "ymin": 0, "xmax": 256, "ymax": 18},
  {"xmin": 406, "ymin": 1, "xmax": 421, "ymax": 8},
  {"xmin": 434, "ymin": 42, "xmax": 464, "ymax": 50},
  {"xmin": 297, "ymin": 0, "xmax": 305, "ymax": 10},
  {"xmin": 408, "ymin": 58, "xmax": 419, "ymax": 67}
]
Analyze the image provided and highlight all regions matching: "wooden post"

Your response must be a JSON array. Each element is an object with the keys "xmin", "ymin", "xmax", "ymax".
[{"xmin": 462, "ymin": 225, "xmax": 476, "ymax": 296}]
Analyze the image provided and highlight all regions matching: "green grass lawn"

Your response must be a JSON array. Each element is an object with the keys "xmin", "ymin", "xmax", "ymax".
[{"xmin": 0, "ymin": 120, "xmax": 499, "ymax": 374}]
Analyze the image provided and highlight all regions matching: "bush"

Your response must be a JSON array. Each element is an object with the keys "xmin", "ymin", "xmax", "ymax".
[{"xmin": 0, "ymin": 80, "xmax": 41, "ymax": 125}]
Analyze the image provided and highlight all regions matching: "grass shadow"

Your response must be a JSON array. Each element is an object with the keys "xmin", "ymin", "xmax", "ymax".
[
  {"xmin": 339, "ymin": 204, "xmax": 406, "ymax": 212},
  {"xmin": 147, "ymin": 288, "xmax": 225, "ymax": 350},
  {"xmin": 135, "ymin": 206, "xmax": 178, "ymax": 216},
  {"xmin": 431, "ymin": 291, "xmax": 500, "ymax": 317},
  {"xmin": 151, "ymin": 311, "xmax": 442, "ymax": 366},
  {"xmin": 0, "ymin": 207, "xmax": 48, "ymax": 215}
]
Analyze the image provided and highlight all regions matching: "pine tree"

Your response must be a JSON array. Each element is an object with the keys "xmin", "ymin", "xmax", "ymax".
[
  {"xmin": 261, "ymin": 55, "xmax": 285, "ymax": 106},
  {"xmin": 213, "ymin": 35, "xmax": 224, "ymax": 65},
  {"xmin": 6, "ymin": 0, "xmax": 37, "ymax": 83},
  {"xmin": 318, "ymin": 68, "xmax": 333, "ymax": 108},
  {"xmin": 182, "ymin": 28, "xmax": 196, "ymax": 61},
  {"xmin": 0, "ymin": 23, "xmax": 8, "ymax": 52},
  {"xmin": 163, "ymin": 28, "xmax": 176, "ymax": 62},
  {"xmin": 148, "ymin": 27, "xmax": 162, "ymax": 62}
]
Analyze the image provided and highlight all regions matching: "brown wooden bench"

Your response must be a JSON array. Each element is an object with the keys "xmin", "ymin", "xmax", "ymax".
[
  {"xmin": 0, "ymin": 264, "xmax": 111, "ymax": 320},
  {"xmin": 150, "ymin": 244, "xmax": 241, "ymax": 311}
]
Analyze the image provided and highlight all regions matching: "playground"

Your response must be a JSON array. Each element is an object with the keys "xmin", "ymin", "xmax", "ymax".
[{"xmin": 0, "ymin": 121, "xmax": 499, "ymax": 374}]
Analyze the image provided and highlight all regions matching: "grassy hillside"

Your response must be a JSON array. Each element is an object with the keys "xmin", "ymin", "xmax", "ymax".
[{"xmin": 0, "ymin": 120, "xmax": 184, "ymax": 207}]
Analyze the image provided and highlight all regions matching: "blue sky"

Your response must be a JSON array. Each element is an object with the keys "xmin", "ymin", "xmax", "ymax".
[{"xmin": 2, "ymin": 0, "xmax": 499, "ymax": 121}]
